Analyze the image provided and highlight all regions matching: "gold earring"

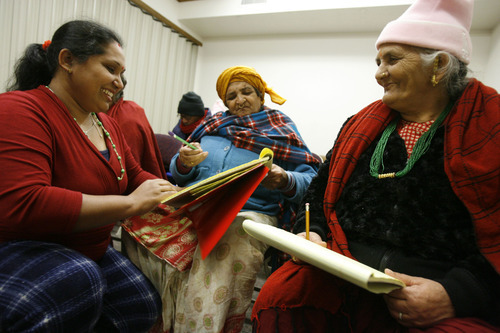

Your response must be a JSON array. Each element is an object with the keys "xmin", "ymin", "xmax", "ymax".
[
  {"xmin": 431, "ymin": 75, "xmax": 439, "ymax": 86},
  {"xmin": 431, "ymin": 57, "xmax": 439, "ymax": 87}
]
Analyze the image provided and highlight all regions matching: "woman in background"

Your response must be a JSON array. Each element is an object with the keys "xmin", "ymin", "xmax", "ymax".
[
  {"xmin": 107, "ymin": 75, "xmax": 166, "ymax": 179},
  {"xmin": 172, "ymin": 91, "xmax": 211, "ymax": 140},
  {"xmin": 0, "ymin": 20, "xmax": 176, "ymax": 332},
  {"xmin": 252, "ymin": 0, "xmax": 500, "ymax": 331}
]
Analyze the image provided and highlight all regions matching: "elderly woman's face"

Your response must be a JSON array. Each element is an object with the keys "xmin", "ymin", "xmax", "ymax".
[
  {"xmin": 375, "ymin": 44, "xmax": 432, "ymax": 112},
  {"xmin": 225, "ymin": 81, "xmax": 262, "ymax": 116}
]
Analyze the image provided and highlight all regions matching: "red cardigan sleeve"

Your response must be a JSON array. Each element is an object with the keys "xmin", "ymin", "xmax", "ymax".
[{"xmin": 0, "ymin": 91, "xmax": 82, "ymax": 235}]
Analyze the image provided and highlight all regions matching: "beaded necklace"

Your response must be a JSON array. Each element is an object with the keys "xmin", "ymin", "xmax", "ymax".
[
  {"xmin": 91, "ymin": 113, "xmax": 125, "ymax": 181},
  {"xmin": 369, "ymin": 102, "xmax": 453, "ymax": 179},
  {"xmin": 45, "ymin": 86, "xmax": 124, "ymax": 181}
]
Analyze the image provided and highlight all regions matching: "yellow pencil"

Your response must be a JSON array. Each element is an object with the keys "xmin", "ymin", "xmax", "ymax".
[{"xmin": 305, "ymin": 202, "xmax": 310, "ymax": 240}]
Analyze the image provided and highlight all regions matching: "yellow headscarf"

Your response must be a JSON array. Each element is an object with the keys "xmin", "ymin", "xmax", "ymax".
[{"xmin": 216, "ymin": 66, "xmax": 286, "ymax": 106}]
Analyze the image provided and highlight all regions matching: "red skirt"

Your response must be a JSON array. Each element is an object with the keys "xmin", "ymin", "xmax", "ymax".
[{"xmin": 252, "ymin": 261, "xmax": 500, "ymax": 333}]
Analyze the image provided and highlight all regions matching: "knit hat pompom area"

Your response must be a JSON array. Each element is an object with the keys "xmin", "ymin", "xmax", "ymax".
[
  {"xmin": 375, "ymin": 0, "xmax": 473, "ymax": 64},
  {"xmin": 178, "ymin": 91, "xmax": 205, "ymax": 117}
]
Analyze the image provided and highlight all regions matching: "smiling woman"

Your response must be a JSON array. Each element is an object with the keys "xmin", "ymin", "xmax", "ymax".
[
  {"xmin": 251, "ymin": 0, "xmax": 500, "ymax": 331},
  {"xmin": 0, "ymin": 20, "xmax": 179, "ymax": 331}
]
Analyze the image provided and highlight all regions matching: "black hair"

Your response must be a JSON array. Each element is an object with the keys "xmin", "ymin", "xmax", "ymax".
[
  {"xmin": 113, "ymin": 74, "xmax": 127, "ymax": 103},
  {"xmin": 7, "ymin": 20, "xmax": 123, "ymax": 91}
]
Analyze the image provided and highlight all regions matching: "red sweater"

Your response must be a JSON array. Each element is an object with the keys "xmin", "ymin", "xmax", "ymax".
[
  {"xmin": 107, "ymin": 99, "xmax": 166, "ymax": 179},
  {"xmin": 0, "ymin": 86, "xmax": 155, "ymax": 260}
]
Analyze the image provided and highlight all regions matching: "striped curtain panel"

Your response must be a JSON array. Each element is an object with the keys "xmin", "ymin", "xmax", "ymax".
[{"xmin": 0, "ymin": 0, "xmax": 199, "ymax": 134}]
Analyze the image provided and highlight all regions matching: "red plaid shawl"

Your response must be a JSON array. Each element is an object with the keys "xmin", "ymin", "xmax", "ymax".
[{"xmin": 323, "ymin": 79, "xmax": 500, "ymax": 273}]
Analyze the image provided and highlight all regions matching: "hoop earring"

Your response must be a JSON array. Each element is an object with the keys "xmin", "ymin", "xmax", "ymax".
[{"xmin": 431, "ymin": 57, "xmax": 439, "ymax": 87}]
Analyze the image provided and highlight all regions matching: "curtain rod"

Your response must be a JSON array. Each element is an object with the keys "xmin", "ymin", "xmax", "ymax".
[{"xmin": 128, "ymin": 0, "xmax": 203, "ymax": 46}]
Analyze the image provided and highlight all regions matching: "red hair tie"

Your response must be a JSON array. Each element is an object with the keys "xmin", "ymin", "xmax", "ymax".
[{"xmin": 42, "ymin": 40, "xmax": 51, "ymax": 51}]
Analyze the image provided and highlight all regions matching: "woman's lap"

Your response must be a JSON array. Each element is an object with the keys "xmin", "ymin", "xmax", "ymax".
[
  {"xmin": 252, "ymin": 261, "xmax": 500, "ymax": 333},
  {"xmin": 123, "ymin": 210, "xmax": 278, "ymax": 333},
  {"xmin": 175, "ymin": 211, "xmax": 277, "ymax": 333},
  {"xmin": 0, "ymin": 240, "xmax": 160, "ymax": 333}
]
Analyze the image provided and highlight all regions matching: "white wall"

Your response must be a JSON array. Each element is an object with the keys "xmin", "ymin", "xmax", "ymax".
[
  {"xmin": 484, "ymin": 23, "xmax": 500, "ymax": 90},
  {"xmin": 194, "ymin": 32, "xmax": 496, "ymax": 156}
]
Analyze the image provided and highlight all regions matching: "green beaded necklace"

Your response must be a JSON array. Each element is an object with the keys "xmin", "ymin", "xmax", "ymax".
[
  {"xmin": 45, "ymin": 86, "xmax": 124, "ymax": 181},
  {"xmin": 91, "ymin": 113, "xmax": 125, "ymax": 181},
  {"xmin": 369, "ymin": 102, "xmax": 453, "ymax": 179}
]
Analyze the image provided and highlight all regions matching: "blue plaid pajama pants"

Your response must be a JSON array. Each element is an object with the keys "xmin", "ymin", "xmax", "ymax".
[{"xmin": 0, "ymin": 240, "xmax": 161, "ymax": 332}]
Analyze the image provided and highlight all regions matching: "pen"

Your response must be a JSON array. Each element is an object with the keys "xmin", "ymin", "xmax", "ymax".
[
  {"xmin": 305, "ymin": 202, "xmax": 310, "ymax": 240},
  {"xmin": 168, "ymin": 131, "xmax": 198, "ymax": 150}
]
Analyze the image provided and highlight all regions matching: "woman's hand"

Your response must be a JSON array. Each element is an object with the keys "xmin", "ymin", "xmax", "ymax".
[
  {"xmin": 75, "ymin": 179, "xmax": 179, "ymax": 232},
  {"xmin": 261, "ymin": 164, "xmax": 288, "ymax": 190},
  {"xmin": 291, "ymin": 231, "xmax": 327, "ymax": 264},
  {"xmin": 383, "ymin": 269, "xmax": 455, "ymax": 328},
  {"xmin": 295, "ymin": 231, "xmax": 326, "ymax": 245},
  {"xmin": 128, "ymin": 178, "xmax": 179, "ymax": 216},
  {"xmin": 178, "ymin": 142, "xmax": 208, "ymax": 167}
]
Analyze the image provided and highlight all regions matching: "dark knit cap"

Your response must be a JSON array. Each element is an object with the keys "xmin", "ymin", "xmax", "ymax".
[{"xmin": 178, "ymin": 91, "xmax": 205, "ymax": 116}]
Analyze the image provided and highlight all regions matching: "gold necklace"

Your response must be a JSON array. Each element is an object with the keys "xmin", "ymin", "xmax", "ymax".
[{"xmin": 80, "ymin": 115, "xmax": 95, "ymax": 137}]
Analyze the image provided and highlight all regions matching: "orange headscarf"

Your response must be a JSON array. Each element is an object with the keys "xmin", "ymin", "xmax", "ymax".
[{"xmin": 216, "ymin": 66, "xmax": 286, "ymax": 106}]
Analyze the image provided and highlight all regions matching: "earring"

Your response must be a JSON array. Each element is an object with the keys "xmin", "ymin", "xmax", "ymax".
[
  {"xmin": 431, "ymin": 75, "xmax": 439, "ymax": 86},
  {"xmin": 431, "ymin": 57, "xmax": 439, "ymax": 87}
]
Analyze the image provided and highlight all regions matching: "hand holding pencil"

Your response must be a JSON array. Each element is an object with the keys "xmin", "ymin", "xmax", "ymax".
[
  {"xmin": 292, "ymin": 203, "xmax": 327, "ymax": 264},
  {"xmin": 169, "ymin": 131, "xmax": 198, "ymax": 150},
  {"xmin": 301, "ymin": 203, "xmax": 323, "ymax": 245},
  {"xmin": 177, "ymin": 141, "xmax": 208, "ymax": 168}
]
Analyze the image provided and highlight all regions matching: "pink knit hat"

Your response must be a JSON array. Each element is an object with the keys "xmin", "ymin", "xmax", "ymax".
[{"xmin": 376, "ymin": 0, "xmax": 473, "ymax": 64}]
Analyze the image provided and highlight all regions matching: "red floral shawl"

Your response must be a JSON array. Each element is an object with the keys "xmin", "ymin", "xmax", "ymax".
[{"xmin": 323, "ymin": 79, "xmax": 500, "ymax": 273}]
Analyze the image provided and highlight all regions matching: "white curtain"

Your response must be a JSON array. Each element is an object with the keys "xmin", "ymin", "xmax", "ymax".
[{"xmin": 0, "ymin": 0, "xmax": 199, "ymax": 134}]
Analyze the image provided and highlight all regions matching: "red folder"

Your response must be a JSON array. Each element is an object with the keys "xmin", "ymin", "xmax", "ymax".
[{"xmin": 162, "ymin": 148, "xmax": 273, "ymax": 258}]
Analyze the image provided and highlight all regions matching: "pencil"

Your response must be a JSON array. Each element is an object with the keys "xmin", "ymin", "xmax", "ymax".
[
  {"xmin": 168, "ymin": 131, "xmax": 198, "ymax": 150},
  {"xmin": 305, "ymin": 202, "xmax": 310, "ymax": 240}
]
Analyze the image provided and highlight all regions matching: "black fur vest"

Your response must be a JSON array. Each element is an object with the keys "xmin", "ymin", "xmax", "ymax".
[{"xmin": 335, "ymin": 127, "xmax": 478, "ymax": 264}]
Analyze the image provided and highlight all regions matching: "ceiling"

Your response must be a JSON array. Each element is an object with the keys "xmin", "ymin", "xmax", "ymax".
[{"xmin": 173, "ymin": 0, "xmax": 500, "ymax": 40}]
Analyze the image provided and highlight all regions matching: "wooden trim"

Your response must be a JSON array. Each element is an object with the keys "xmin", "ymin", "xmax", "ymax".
[{"xmin": 128, "ymin": 0, "xmax": 202, "ymax": 46}]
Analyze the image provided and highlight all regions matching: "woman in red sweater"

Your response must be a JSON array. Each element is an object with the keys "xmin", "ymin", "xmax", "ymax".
[{"xmin": 0, "ymin": 20, "xmax": 177, "ymax": 332}]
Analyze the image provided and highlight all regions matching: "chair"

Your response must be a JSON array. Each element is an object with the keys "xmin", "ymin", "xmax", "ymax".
[{"xmin": 155, "ymin": 133, "xmax": 182, "ymax": 183}]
